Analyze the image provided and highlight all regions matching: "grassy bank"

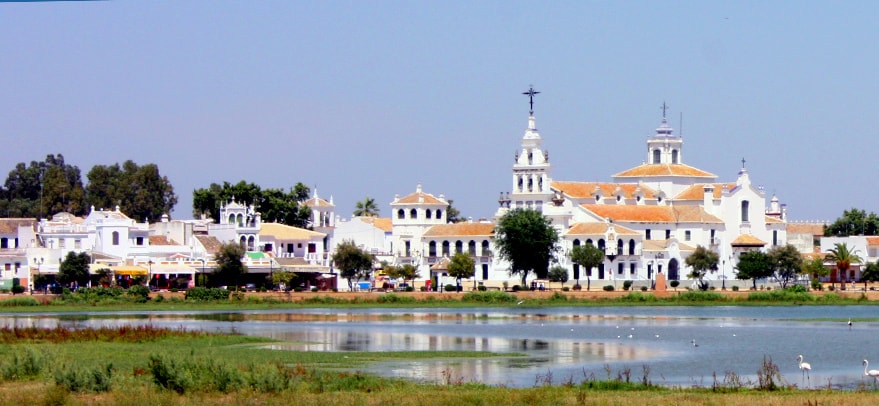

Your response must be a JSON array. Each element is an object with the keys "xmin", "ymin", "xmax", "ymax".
[{"xmin": 0, "ymin": 326, "xmax": 878, "ymax": 405}]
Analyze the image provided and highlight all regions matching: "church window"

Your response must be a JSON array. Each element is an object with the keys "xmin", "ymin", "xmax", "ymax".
[
  {"xmin": 518, "ymin": 177, "xmax": 523, "ymax": 192},
  {"xmin": 410, "ymin": 209, "xmax": 417, "ymax": 219},
  {"xmin": 455, "ymin": 240, "xmax": 463, "ymax": 254},
  {"xmin": 538, "ymin": 177, "xmax": 543, "ymax": 191},
  {"xmin": 672, "ymin": 149, "xmax": 679, "ymax": 164},
  {"xmin": 653, "ymin": 149, "xmax": 661, "ymax": 164},
  {"xmin": 573, "ymin": 239, "xmax": 580, "ymax": 247},
  {"xmin": 617, "ymin": 239, "xmax": 623, "ymax": 255},
  {"xmin": 426, "ymin": 209, "xmax": 432, "ymax": 219},
  {"xmin": 468, "ymin": 240, "xmax": 476, "ymax": 255},
  {"xmin": 442, "ymin": 241, "xmax": 450, "ymax": 256},
  {"xmin": 397, "ymin": 209, "xmax": 405, "ymax": 219},
  {"xmin": 528, "ymin": 177, "xmax": 533, "ymax": 192},
  {"xmin": 597, "ymin": 239, "xmax": 605, "ymax": 251},
  {"xmin": 586, "ymin": 239, "xmax": 593, "ymax": 246},
  {"xmin": 741, "ymin": 200, "xmax": 750, "ymax": 222}
]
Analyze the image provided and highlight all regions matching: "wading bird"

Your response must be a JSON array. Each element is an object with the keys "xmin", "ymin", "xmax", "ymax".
[
  {"xmin": 796, "ymin": 354, "xmax": 811, "ymax": 386},
  {"xmin": 864, "ymin": 359, "xmax": 879, "ymax": 386}
]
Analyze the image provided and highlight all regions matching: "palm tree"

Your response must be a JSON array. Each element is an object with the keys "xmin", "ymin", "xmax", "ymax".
[
  {"xmin": 825, "ymin": 242, "xmax": 863, "ymax": 290},
  {"xmin": 353, "ymin": 197, "xmax": 379, "ymax": 217}
]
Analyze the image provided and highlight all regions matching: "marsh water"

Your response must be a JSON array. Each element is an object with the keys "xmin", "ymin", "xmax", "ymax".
[{"xmin": 3, "ymin": 305, "xmax": 878, "ymax": 389}]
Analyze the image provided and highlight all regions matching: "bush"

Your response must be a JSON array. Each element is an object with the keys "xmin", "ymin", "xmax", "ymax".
[
  {"xmin": 562, "ymin": 287, "xmax": 570, "ymax": 292},
  {"xmin": 732, "ymin": 285, "xmax": 739, "ymax": 291},
  {"xmin": 603, "ymin": 285, "xmax": 614, "ymax": 291},
  {"xmin": 511, "ymin": 285, "xmax": 521, "ymax": 292},
  {"xmin": 640, "ymin": 286, "xmax": 648, "ymax": 292},
  {"xmin": 462, "ymin": 291, "xmax": 517, "ymax": 303},
  {"xmin": 0, "ymin": 347, "xmax": 47, "ymax": 381},
  {"xmin": 54, "ymin": 364, "xmax": 113, "ymax": 393},
  {"xmin": 622, "ymin": 281, "xmax": 632, "ymax": 291},
  {"xmin": 811, "ymin": 278, "xmax": 823, "ymax": 291},
  {"xmin": 376, "ymin": 293, "xmax": 416, "ymax": 304},
  {"xmin": 619, "ymin": 292, "xmax": 658, "ymax": 303},
  {"xmin": 677, "ymin": 291, "xmax": 725, "ymax": 301},
  {"xmin": 477, "ymin": 285, "xmax": 487, "ymax": 292},
  {"xmin": 573, "ymin": 284, "xmax": 582, "ymax": 291},
  {"xmin": 444, "ymin": 284, "xmax": 456, "ymax": 292},
  {"xmin": 670, "ymin": 281, "xmax": 680, "ymax": 290},
  {"xmin": 0, "ymin": 297, "xmax": 39, "ymax": 307},
  {"xmin": 10, "ymin": 285, "xmax": 24, "ymax": 295},
  {"xmin": 184, "ymin": 287, "xmax": 232, "ymax": 302},
  {"xmin": 127, "ymin": 285, "xmax": 151, "ymax": 303}
]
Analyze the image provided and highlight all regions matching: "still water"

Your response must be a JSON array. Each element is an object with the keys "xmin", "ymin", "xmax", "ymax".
[{"xmin": 2, "ymin": 306, "xmax": 878, "ymax": 388}]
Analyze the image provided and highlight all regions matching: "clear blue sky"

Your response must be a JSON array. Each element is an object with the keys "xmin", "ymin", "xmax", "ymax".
[{"xmin": 2, "ymin": 1, "xmax": 876, "ymax": 223}]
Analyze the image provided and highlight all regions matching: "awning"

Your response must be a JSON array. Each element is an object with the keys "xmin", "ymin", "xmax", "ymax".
[
  {"xmin": 150, "ymin": 264, "xmax": 196, "ymax": 275},
  {"xmin": 111, "ymin": 265, "xmax": 148, "ymax": 276}
]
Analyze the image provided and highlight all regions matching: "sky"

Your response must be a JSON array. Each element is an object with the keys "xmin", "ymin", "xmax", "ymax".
[{"xmin": 1, "ymin": 1, "xmax": 877, "ymax": 223}]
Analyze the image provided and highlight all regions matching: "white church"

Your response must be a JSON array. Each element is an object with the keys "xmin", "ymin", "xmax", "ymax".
[{"xmin": 349, "ymin": 95, "xmax": 789, "ymax": 290}]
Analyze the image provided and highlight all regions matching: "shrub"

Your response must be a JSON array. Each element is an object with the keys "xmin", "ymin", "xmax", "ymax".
[
  {"xmin": 170, "ymin": 288, "xmax": 179, "ymax": 293},
  {"xmin": 640, "ymin": 286, "xmax": 648, "ymax": 292},
  {"xmin": 127, "ymin": 285, "xmax": 151, "ymax": 303},
  {"xmin": 511, "ymin": 285, "xmax": 521, "ymax": 292},
  {"xmin": 444, "ymin": 284, "xmax": 456, "ymax": 292},
  {"xmin": 311, "ymin": 287, "xmax": 319, "ymax": 292},
  {"xmin": 677, "ymin": 291, "xmax": 725, "ymax": 301},
  {"xmin": 0, "ymin": 347, "xmax": 47, "ymax": 381},
  {"xmin": 154, "ymin": 294, "xmax": 165, "ymax": 303},
  {"xmin": 562, "ymin": 287, "xmax": 570, "ymax": 292},
  {"xmin": 54, "ymin": 364, "xmax": 113, "ymax": 393},
  {"xmin": 0, "ymin": 297, "xmax": 39, "ymax": 307},
  {"xmin": 10, "ymin": 285, "xmax": 24, "ymax": 295},
  {"xmin": 184, "ymin": 287, "xmax": 232, "ymax": 302},
  {"xmin": 462, "ymin": 291, "xmax": 516, "ymax": 303},
  {"xmin": 811, "ymin": 278, "xmax": 823, "ymax": 291},
  {"xmin": 732, "ymin": 286, "xmax": 739, "ymax": 291},
  {"xmin": 477, "ymin": 285, "xmax": 487, "ymax": 292},
  {"xmin": 670, "ymin": 281, "xmax": 680, "ymax": 290},
  {"xmin": 603, "ymin": 285, "xmax": 614, "ymax": 291},
  {"xmin": 622, "ymin": 281, "xmax": 632, "ymax": 291},
  {"xmin": 573, "ymin": 284, "xmax": 582, "ymax": 291},
  {"xmin": 376, "ymin": 293, "xmax": 416, "ymax": 304},
  {"xmin": 619, "ymin": 292, "xmax": 657, "ymax": 303}
]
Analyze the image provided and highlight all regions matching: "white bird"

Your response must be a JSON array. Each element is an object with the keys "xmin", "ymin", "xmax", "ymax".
[
  {"xmin": 848, "ymin": 318, "xmax": 853, "ymax": 330},
  {"xmin": 516, "ymin": 300, "xmax": 524, "ymax": 305},
  {"xmin": 796, "ymin": 355, "xmax": 811, "ymax": 386},
  {"xmin": 691, "ymin": 339, "xmax": 699, "ymax": 347},
  {"xmin": 864, "ymin": 360, "xmax": 879, "ymax": 385}
]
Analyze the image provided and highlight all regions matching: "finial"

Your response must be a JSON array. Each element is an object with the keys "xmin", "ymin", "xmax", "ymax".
[
  {"xmin": 661, "ymin": 101, "xmax": 668, "ymax": 119},
  {"xmin": 522, "ymin": 85, "xmax": 540, "ymax": 115},
  {"xmin": 741, "ymin": 157, "xmax": 746, "ymax": 169}
]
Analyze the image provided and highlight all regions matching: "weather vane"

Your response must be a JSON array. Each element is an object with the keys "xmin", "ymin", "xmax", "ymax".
[{"xmin": 523, "ymin": 85, "xmax": 540, "ymax": 115}]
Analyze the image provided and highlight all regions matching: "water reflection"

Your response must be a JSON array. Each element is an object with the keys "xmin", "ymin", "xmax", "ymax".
[{"xmin": 1, "ymin": 306, "xmax": 877, "ymax": 388}]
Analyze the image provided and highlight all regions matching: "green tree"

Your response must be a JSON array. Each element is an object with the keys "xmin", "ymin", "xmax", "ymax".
[
  {"xmin": 570, "ymin": 244, "xmax": 605, "ymax": 291},
  {"xmin": 447, "ymin": 252, "xmax": 475, "ymax": 291},
  {"xmin": 192, "ymin": 181, "xmax": 310, "ymax": 227},
  {"xmin": 353, "ymin": 196, "xmax": 380, "ymax": 217},
  {"xmin": 801, "ymin": 257, "xmax": 829, "ymax": 279},
  {"xmin": 271, "ymin": 270, "xmax": 299, "ymax": 291},
  {"xmin": 213, "ymin": 242, "xmax": 248, "ymax": 288},
  {"xmin": 548, "ymin": 265, "xmax": 569, "ymax": 289},
  {"xmin": 385, "ymin": 263, "xmax": 420, "ymax": 287},
  {"xmin": 685, "ymin": 246, "xmax": 719, "ymax": 291},
  {"xmin": 768, "ymin": 245, "xmax": 804, "ymax": 288},
  {"xmin": 825, "ymin": 242, "xmax": 863, "ymax": 290},
  {"xmin": 332, "ymin": 240, "xmax": 374, "ymax": 290},
  {"xmin": 446, "ymin": 199, "xmax": 462, "ymax": 223},
  {"xmin": 85, "ymin": 160, "xmax": 178, "ymax": 222},
  {"xmin": 860, "ymin": 262, "xmax": 879, "ymax": 291},
  {"xmin": 735, "ymin": 250, "xmax": 773, "ymax": 290},
  {"xmin": 2, "ymin": 154, "xmax": 87, "ymax": 218},
  {"xmin": 57, "ymin": 251, "xmax": 91, "ymax": 287},
  {"xmin": 824, "ymin": 208, "xmax": 879, "ymax": 237},
  {"xmin": 494, "ymin": 209, "xmax": 559, "ymax": 286}
]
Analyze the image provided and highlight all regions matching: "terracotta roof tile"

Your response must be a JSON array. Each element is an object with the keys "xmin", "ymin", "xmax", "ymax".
[
  {"xmin": 551, "ymin": 181, "xmax": 658, "ymax": 200},
  {"xmin": 765, "ymin": 216, "xmax": 785, "ymax": 224},
  {"xmin": 581, "ymin": 205, "xmax": 724, "ymax": 224},
  {"xmin": 304, "ymin": 197, "xmax": 334, "ymax": 208},
  {"xmin": 786, "ymin": 223, "xmax": 826, "ymax": 235},
  {"xmin": 195, "ymin": 235, "xmax": 223, "ymax": 255},
  {"xmin": 259, "ymin": 222, "xmax": 326, "ymax": 240},
  {"xmin": 565, "ymin": 222, "xmax": 639, "ymax": 236},
  {"xmin": 423, "ymin": 223, "xmax": 494, "ymax": 237},
  {"xmin": 360, "ymin": 217, "xmax": 393, "ymax": 232},
  {"xmin": 674, "ymin": 183, "xmax": 737, "ymax": 200},
  {"xmin": 393, "ymin": 186, "xmax": 447, "ymax": 206},
  {"xmin": 731, "ymin": 234, "xmax": 767, "ymax": 246},
  {"xmin": 867, "ymin": 237, "xmax": 879, "ymax": 246},
  {"xmin": 149, "ymin": 236, "xmax": 179, "ymax": 246},
  {"xmin": 613, "ymin": 164, "xmax": 717, "ymax": 178},
  {"xmin": 0, "ymin": 219, "xmax": 36, "ymax": 235}
]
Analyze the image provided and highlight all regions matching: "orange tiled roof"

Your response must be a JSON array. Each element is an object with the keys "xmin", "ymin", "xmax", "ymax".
[
  {"xmin": 565, "ymin": 222, "xmax": 639, "ymax": 236},
  {"xmin": 0, "ymin": 219, "xmax": 36, "ymax": 235},
  {"xmin": 393, "ymin": 190, "xmax": 447, "ymax": 206},
  {"xmin": 260, "ymin": 222, "xmax": 326, "ymax": 240},
  {"xmin": 867, "ymin": 237, "xmax": 879, "ymax": 246},
  {"xmin": 195, "ymin": 235, "xmax": 223, "ymax": 255},
  {"xmin": 641, "ymin": 239, "xmax": 696, "ymax": 252},
  {"xmin": 551, "ymin": 181, "xmax": 658, "ymax": 200},
  {"xmin": 424, "ymin": 223, "xmax": 494, "ymax": 237},
  {"xmin": 731, "ymin": 234, "xmax": 767, "ymax": 246},
  {"xmin": 360, "ymin": 217, "xmax": 393, "ymax": 232},
  {"xmin": 581, "ymin": 205, "xmax": 724, "ymax": 224},
  {"xmin": 786, "ymin": 223, "xmax": 826, "ymax": 235},
  {"xmin": 765, "ymin": 216, "xmax": 785, "ymax": 224},
  {"xmin": 674, "ymin": 183, "xmax": 737, "ymax": 200},
  {"xmin": 148, "ymin": 236, "xmax": 180, "ymax": 246},
  {"xmin": 613, "ymin": 164, "xmax": 717, "ymax": 179},
  {"xmin": 304, "ymin": 197, "xmax": 334, "ymax": 208}
]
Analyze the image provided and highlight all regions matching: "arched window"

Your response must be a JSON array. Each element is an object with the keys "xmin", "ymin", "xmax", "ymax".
[
  {"xmin": 586, "ymin": 238, "xmax": 593, "ymax": 246},
  {"xmin": 426, "ymin": 209, "xmax": 432, "ymax": 219},
  {"xmin": 442, "ymin": 241, "xmax": 450, "ymax": 256},
  {"xmin": 429, "ymin": 241, "xmax": 437, "ymax": 257},
  {"xmin": 436, "ymin": 209, "xmax": 443, "ymax": 220},
  {"xmin": 410, "ymin": 209, "xmax": 417, "ymax": 219},
  {"xmin": 617, "ymin": 239, "xmax": 624, "ymax": 255},
  {"xmin": 112, "ymin": 231, "xmax": 120, "ymax": 246},
  {"xmin": 481, "ymin": 240, "xmax": 490, "ymax": 256},
  {"xmin": 228, "ymin": 214, "xmax": 235, "ymax": 225},
  {"xmin": 236, "ymin": 213, "xmax": 244, "ymax": 227},
  {"xmin": 247, "ymin": 236, "xmax": 255, "ymax": 250},
  {"xmin": 573, "ymin": 239, "xmax": 581, "ymax": 247},
  {"xmin": 239, "ymin": 236, "xmax": 247, "ymax": 246},
  {"xmin": 671, "ymin": 149, "xmax": 679, "ymax": 164},
  {"xmin": 628, "ymin": 239, "xmax": 636, "ymax": 255},
  {"xmin": 397, "ymin": 209, "xmax": 405, "ymax": 219},
  {"xmin": 741, "ymin": 200, "xmax": 750, "ymax": 222},
  {"xmin": 653, "ymin": 149, "xmax": 661, "ymax": 164},
  {"xmin": 455, "ymin": 240, "xmax": 463, "ymax": 254},
  {"xmin": 597, "ymin": 239, "xmax": 605, "ymax": 251},
  {"xmin": 518, "ymin": 177, "xmax": 523, "ymax": 192},
  {"xmin": 468, "ymin": 240, "xmax": 476, "ymax": 255}
]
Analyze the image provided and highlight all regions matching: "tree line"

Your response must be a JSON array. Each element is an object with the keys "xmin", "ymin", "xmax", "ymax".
[
  {"xmin": 192, "ymin": 181, "xmax": 313, "ymax": 228},
  {"xmin": 1, "ymin": 154, "xmax": 177, "ymax": 222}
]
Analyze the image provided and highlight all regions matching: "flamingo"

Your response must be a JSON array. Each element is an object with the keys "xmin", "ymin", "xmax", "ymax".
[
  {"xmin": 864, "ymin": 359, "xmax": 879, "ymax": 386},
  {"xmin": 796, "ymin": 355, "xmax": 811, "ymax": 386}
]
